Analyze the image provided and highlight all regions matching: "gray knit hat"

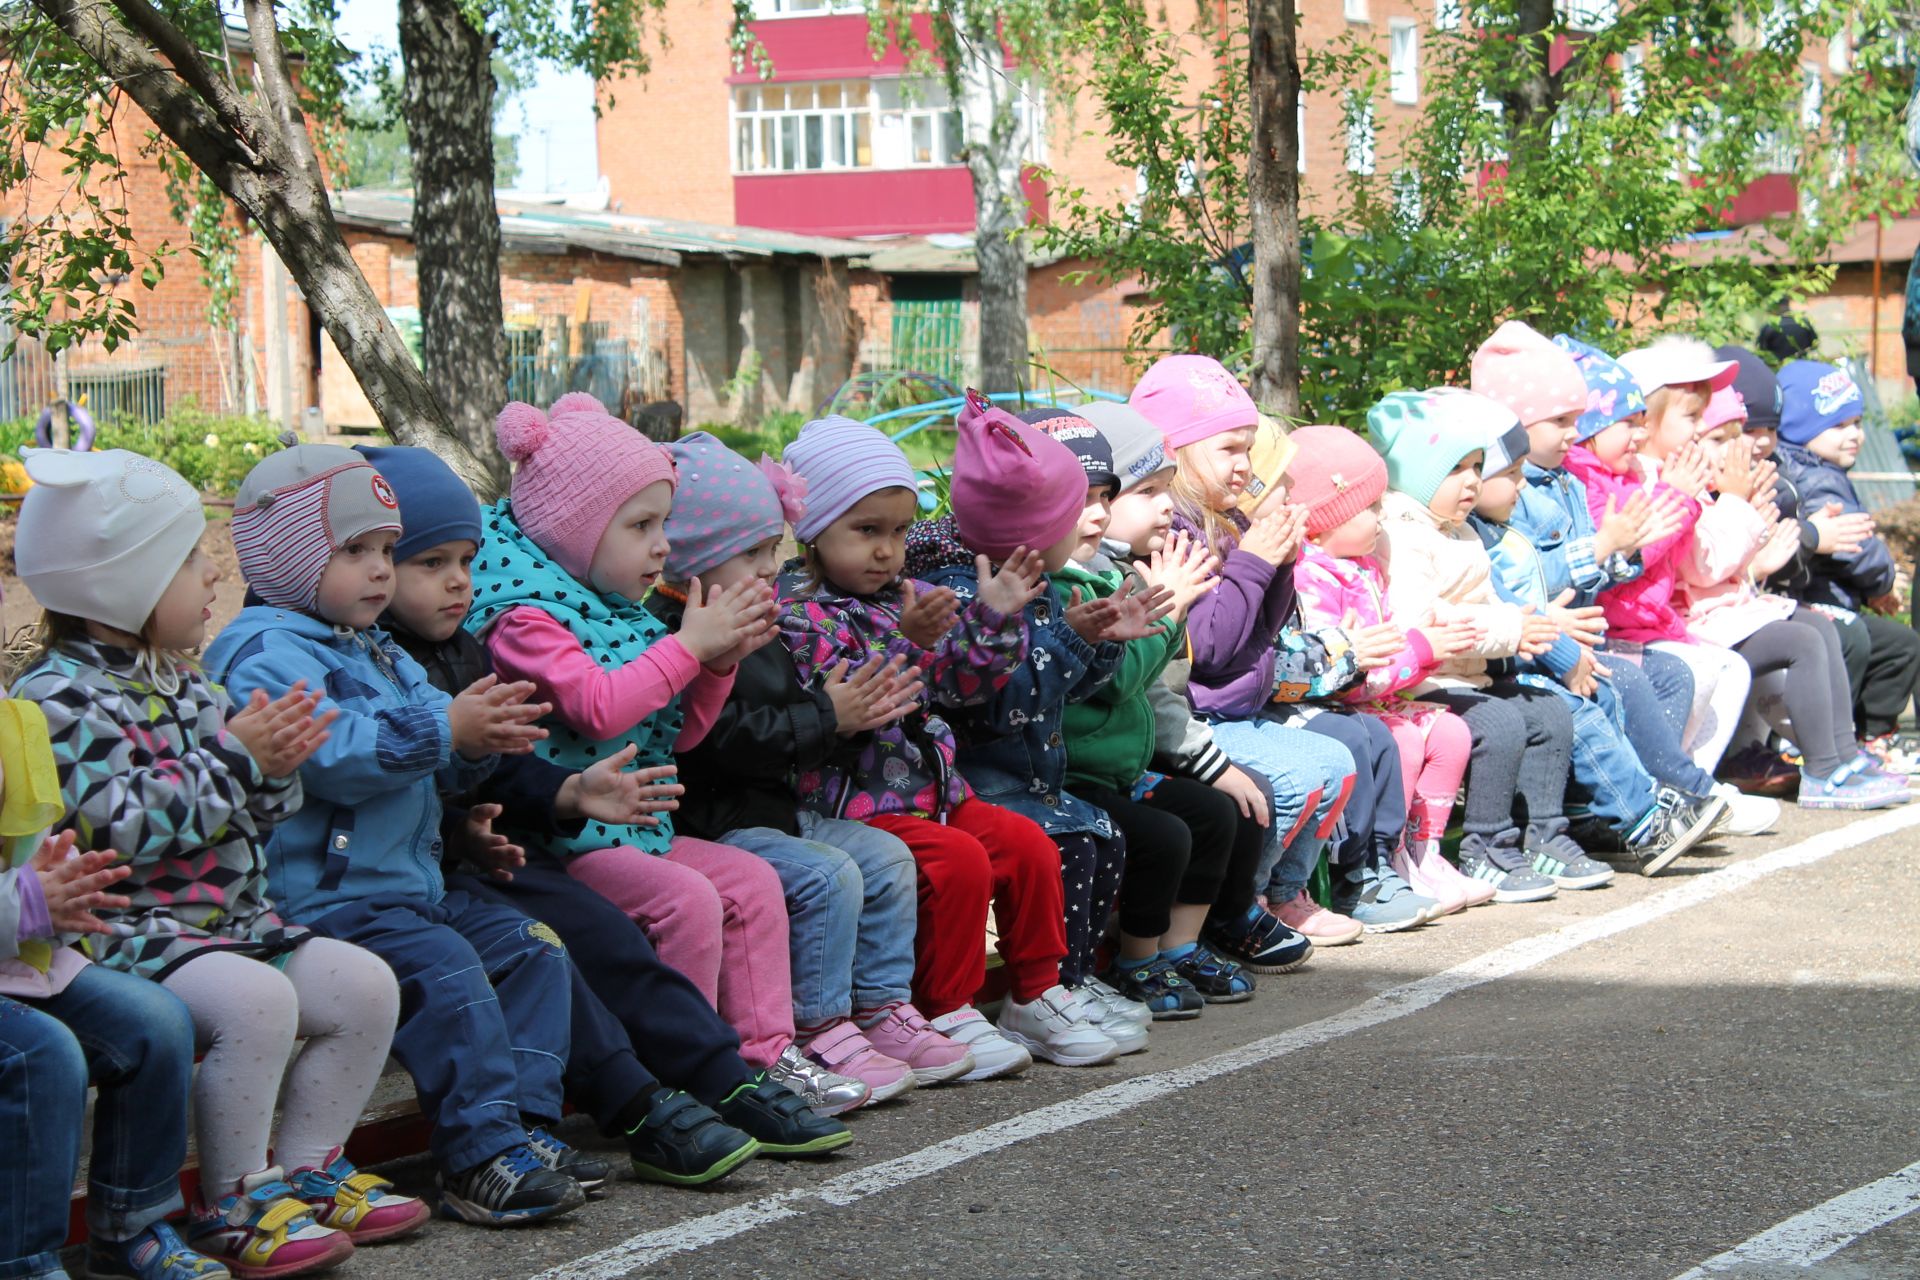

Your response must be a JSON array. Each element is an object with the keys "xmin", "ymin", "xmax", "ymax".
[
  {"xmin": 231, "ymin": 437, "xmax": 403, "ymax": 611},
  {"xmin": 1076, "ymin": 401, "xmax": 1170, "ymax": 494}
]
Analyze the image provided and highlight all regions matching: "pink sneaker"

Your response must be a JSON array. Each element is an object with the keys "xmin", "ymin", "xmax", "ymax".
[
  {"xmin": 1405, "ymin": 837, "xmax": 1497, "ymax": 909},
  {"xmin": 856, "ymin": 1002, "xmax": 976, "ymax": 1085},
  {"xmin": 1393, "ymin": 842, "xmax": 1467, "ymax": 917},
  {"xmin": 800, "ymin": 1019, "xmax": 915, "ymax": 1107},
  {"xmin": 1276, "ymin": 890, "xmax": 1364, "ymax": 946}
]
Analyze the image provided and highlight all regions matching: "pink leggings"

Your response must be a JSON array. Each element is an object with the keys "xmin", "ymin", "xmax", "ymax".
[
  {"xmin": 1385, "ymin": 708, "xmax": 1472, "ymax": 839},
  {"xmin": 566, "ymin": 837, "xmax": 795, "ymax": 1068}
]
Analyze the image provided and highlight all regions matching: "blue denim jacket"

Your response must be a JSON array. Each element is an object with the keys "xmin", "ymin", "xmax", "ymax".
[{"xmin": 1512, "ymin": 462, "xmax": 1642, "ymax": 608}]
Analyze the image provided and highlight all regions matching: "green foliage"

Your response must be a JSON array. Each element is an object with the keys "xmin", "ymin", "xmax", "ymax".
[
  {"xmin": 0, "ymin": 405, "xmax": 286, "ymax": 495},
  {"xmin": 342, "ymin": 55, "xmax": 522, "ymax": 189}
]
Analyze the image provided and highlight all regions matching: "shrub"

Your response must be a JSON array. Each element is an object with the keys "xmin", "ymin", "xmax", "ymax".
[{"xmin": 0, "ymin": 405, "xmax": 286, "ymax": 496}]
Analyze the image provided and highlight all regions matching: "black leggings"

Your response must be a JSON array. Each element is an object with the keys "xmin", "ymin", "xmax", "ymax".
[
  {"xmin": 1733, "ymin": 607, "xmax": 1855, "ymax": 777},
  {"xmin": 1083, "ymin": 776, "xmax": 1262, "ymax": 939}
]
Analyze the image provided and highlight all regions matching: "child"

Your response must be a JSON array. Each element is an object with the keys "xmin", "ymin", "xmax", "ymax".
[
  {"xmin": 17, "ymin": 447, "xmax": 430, "ymax": 1271},
  {"xmin": 0, "ymin": 606, "xmax": 212, "ymax": 1280},
  {"xmin": 364, "ymin": 444, "xmax": 852, "ymax": 1185},
  {"xmin": 465, "ymin": 395, "xmax": 805, "ymax": 1087},
  {"xmin": 650, "ymin": 432, "xmax": 976, "ymax": 1090},
  {"xmin": 1128, "ymin": 357, "xmax": 1366, "ymax": 924},
  {"xmin": 776, "ymin": 414, "xmax": 1093, "ymax": 1076},
  {"xmin": 204, "ymin": 441, "xmax": 593, "ymax": 1227},
  {"xmin": 1286, "ymin": 426, "xmax": 1482, "ymax": 917},
  {"xmin": 1470, "ymin": 422, "xmax": 1731, "ymax": 874}
]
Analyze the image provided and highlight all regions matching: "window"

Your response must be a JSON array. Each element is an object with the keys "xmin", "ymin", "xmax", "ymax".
[
  {"xmin": 1344, "ymin": 93, "xmax": 1376, "ymax": 174},
  {"xmin": 1556, "ymin": 0, "xmax": 1616, "ymax": 31},
  {"xmin": 874, "ymin": 80, "xmax": 964, "ymax": 168},
  {"xmin": 1391, "ymin": 167, "xmax": 1422, "ymax": 225},
  {"xmin": 1827, "ymin": 31, "xmax": 1849, "ymax": 74},
  {"xmin": 1298, "ymin": 102, "xmax": 1307, "ymax": 173},
  {"xmin": 1434, "ymin": 0, "xmax": 1461, "ymax": 32},
  {"xmin": 1344, "ymin": 0, "xmax": 1368, "ymax": 23},
  {"xmin": 1619, "ymin": 44, "xmax": 1645, "ymax": 113},
  {"xmin": 1389, "ymin": 21, "xmax": 1420, "ymax": 103},
  {"xmin": 1477, "ymin": 91, "xmax": 1507, "ymax": 165},
  {"xmin": 1800, "ymin": 63, "xmax": 1823, "ymax": 129},
  {"xmin": 751, "ymin": 0, "xmax": 863, "ymax": 15},
  {"xmin": 732, "ymin": 81, "xmax": 873, "ymax": 174}
]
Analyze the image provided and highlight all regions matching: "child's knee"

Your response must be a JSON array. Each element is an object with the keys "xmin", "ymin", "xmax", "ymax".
[{"xmin": 0, "ymin": 1005, "xmax": 89, "ymax": 1105}]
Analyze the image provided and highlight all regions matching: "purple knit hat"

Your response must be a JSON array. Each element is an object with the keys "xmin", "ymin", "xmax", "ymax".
[
  {"xmin": 1130, "ymin": 354, "xmax": 1259, "ymax": 450},
  {"xmin": 782, "ymin": 416, "xmax": 918, "ymax": 543},
  {"xmin": 662, "ymin": 432, "xmax": 790, "ymax": 581},
  {"xmin": 950, "ymin": 390, "xmax": 1087, "ymax": 561},
  {"xmin": 496, "ymin": 393, "xmax": 676, "ymax": 580}
]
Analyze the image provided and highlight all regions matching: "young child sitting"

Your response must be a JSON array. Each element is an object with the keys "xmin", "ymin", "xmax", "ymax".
[
  {"xmin": 776, "ymin": 414, "xmax": 1086, "ymax": 1078},
  {"xmin": 650, "ymin": 432, "xmax": 974, "ymax": 1095},
  {"xmin": 205, "ymin": 442, "xmax": 593, "ymax": 1228},
  {"xmin": 0, "ymin": 551, "xmax": 209, "ymax": 1280},
  {"xmin": 365, "ymin": 444, "xmax": 851, "ymax": 1188}
]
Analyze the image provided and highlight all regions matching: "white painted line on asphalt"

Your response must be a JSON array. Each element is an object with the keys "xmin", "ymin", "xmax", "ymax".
[
  {"xmin": 1672, "ymin": 1157, "xmax": 1920, "ymax": 1277},
  {"xmin": 531, "ymin": 804, "xmax": 1920, "ymax": 1280}
]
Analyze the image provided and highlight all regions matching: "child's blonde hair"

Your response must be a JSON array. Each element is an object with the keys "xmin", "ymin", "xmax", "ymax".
[
  {"xmin": 23, "ymin": 609, "xmax": 197, "ymax": 684},
  {"xmin": 1170, "ymin": 443, "xmax": 1242, "ymax": 559}
]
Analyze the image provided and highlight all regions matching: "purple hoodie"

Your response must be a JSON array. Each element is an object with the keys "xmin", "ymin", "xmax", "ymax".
[{"xmin": 1170, "ymin": 507, "xmax": 1297, "ymax": 717}]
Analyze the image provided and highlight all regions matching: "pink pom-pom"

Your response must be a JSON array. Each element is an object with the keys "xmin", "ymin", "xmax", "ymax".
[
  {"xmin": 496, "ymin": 402, "xmax": 550, "ymax": 463},
  {"xmin": 758, "ymin": 455, "xmax": 808, "ymax": 525},
  {"xmin": 549, "ymin": 392, "xmax": 608, "ymax": 418}
]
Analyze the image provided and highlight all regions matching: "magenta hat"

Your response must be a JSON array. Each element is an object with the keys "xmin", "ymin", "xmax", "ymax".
[
  {"xmin": 1129, "ymin": 355, "xmax": 1259, "ymax": 451},
  {"xmin": 496, "ymin": 393, "xmax": 677, "ymax": 580},
  {"xmin": 950, "ymin": 390, "xmax": 1087, "ymax": 561}
]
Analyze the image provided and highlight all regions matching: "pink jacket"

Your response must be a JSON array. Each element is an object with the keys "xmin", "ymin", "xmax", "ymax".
[
  {"xmin": 1670, "ymin": 483, "xmax": 1796, "ymax": 648},
  {"xmin": 1293, "ymin": 541, "xmax": 1438, "ymax": 704},
  {"xmin": 1378, "ymin": 491, "xmax": 1530, "ymax": 691},
  {"xmin": 1562, "ymin": 446, "xmax": 1701, "ymax": 644}
]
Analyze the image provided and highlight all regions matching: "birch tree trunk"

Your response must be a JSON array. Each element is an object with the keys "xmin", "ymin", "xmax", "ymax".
[
  {"xmin": 951, "ymin": 8, "xmax": 1031, "ymax": 393},
  {"xmin": 1248, "ymin": 0, "xmax": 1303, "ymax": 418}
]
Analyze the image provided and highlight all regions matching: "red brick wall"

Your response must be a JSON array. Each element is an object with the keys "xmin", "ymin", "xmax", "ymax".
[{"xmin": 597, "ymin": 0, "xmax": 737, "ymax": 224}]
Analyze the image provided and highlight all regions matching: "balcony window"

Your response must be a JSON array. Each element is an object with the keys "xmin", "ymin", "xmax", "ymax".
[
  {"xmin": 733, "ymin": 80, "xmax": 873, "ymax": 174},
  {"xmin": 1389, "ymin": 20, "xmax": 1420, "ymax": 103}
]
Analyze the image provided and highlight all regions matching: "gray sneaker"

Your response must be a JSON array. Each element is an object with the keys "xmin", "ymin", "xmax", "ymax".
[
  {"xmin": 1457, "ymin": 829, "xmax": 1558, "ymax": 903},
  {"xmin": 1524, "ymin": 822, "xmax": 1615, "ymax": 890},
  {"xmin": 1620, "ymin": 787, "xmax": 1729, "ymax": 876},
  {"xmin": 1330, "ymin": 853, "xmax": 1436, "ymax": 932},
  {"xmin": 766, "ymin": 1043, "xmax": 870, "ymax": 1117}
]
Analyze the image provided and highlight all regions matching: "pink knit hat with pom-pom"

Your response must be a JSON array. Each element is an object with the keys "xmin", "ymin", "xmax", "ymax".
[{"xmin": 497, "ymin": 393, "xmax": 676, "ymax": 579}]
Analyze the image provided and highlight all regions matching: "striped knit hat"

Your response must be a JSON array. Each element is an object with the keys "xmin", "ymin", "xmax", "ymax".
[
  {"xmin": 783, "ymin": 416, "xmax": 918, "ymax": 544},
  {"xmin": 231, "ymin": 438, "xmax": 402, "ymax": 611}
]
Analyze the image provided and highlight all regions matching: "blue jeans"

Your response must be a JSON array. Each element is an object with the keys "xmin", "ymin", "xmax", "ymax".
[
  {"xmin": 1533, "ymin": 678, "xmax": 1658, "ymax": 830},
  {"xmin": 1, "ymin": 966, "xmax": 196, "ymax": 1279},
  {"xmin": 728, "ymin": 814, "xmax": 917, "ymax": 1023},
  {"xmin": 1608, "ymin": 648, "xmax": 1717, "ymax": 797},
  {"xmin": 1205, "ymin": 717, "xmax": 1357, "ymax": 904},
  {"xmin": 311, "ymin": 891, "xmax": 572, "ymax": 1174}
]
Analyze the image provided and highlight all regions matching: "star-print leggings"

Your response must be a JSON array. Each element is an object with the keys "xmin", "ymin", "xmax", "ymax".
[{"xmin": 1051, "ymin": 830, "xmax": 1126, "ymax": 988}]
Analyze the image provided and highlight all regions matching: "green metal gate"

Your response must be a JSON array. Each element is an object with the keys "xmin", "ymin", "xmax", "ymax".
[{"xmin": 890, "ymin": 300, "xmax": 965, "ymax": 383}]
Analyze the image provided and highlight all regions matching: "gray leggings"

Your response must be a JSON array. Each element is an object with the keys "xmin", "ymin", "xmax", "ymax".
[{"xmin": 1732, "ymin": 608, "xmax": 1856, "ymax": 778}]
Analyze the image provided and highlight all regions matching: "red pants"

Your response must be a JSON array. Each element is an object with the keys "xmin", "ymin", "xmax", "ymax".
[{"xmin": 868, "ymin": 798, "xmax": 1067, "ymax": 1017}]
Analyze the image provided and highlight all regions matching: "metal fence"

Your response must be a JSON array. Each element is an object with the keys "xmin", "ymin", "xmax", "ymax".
[{"xmin": 504, "ymin": 315, "xmax": 669, "ymax": 416}]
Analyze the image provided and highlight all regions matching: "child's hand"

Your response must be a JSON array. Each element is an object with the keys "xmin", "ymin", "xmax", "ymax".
[
  {"xmin": 1212, "ymin": 763, "xmax": 1270, "ymax": 828},
  {"xmin": 29, "ymin": 831, "xmax": 131, "ymax": 934},
  {"xmin": 976, "ymin": 548, "xmax": 1048, "ymax": 616},
  {"xmin": 1661, "ymin": 442, "xmax": 1711, "ymax": 500},
  {"xmin": 1562, "ymin": 646, "xmax": 1599, "ymax": 699},
  {"xmin": 1340, "ymin": 610, "xmax": 1405, "ymax": 670},
  {"xmin": 681, "ymin": 576, "xmax": 780, "ymax": 667},
  {"xmin": 1135, "ymin": 531, "xmax": 1219, "ymax": 624},
  {"xmin": 1064, "ymin": 581, "xmax": 1172, "ymax": 644},
  {"xmin": 1637, "ymin": 488, "xmax": 1690, "ymax": 551},
  {"xmin": 824, "ymin": 656, "xmax": 924, "ymax": 735},
  {"xmin": 1750, "ymin": 519, "xmax": 1801, "ymax": 579},
  {"xmin": 1062, "ymin": 587, "xmax": 1122, "ymax": 644},
  {"xmin": 558, "ymin": 745, "xmax": 685, "ymax": 827},
  {"xmin": 227, "ymin": 683, "xmax": 339, "ymax": 779},
  {"xmin": 451, "ymin": 803, "xmax": 525, "ymax": 881},
  {"xmin": 1592, "ymin": 492, "xmax": 1652, "ymax": 562},
  {"xmin": 898, "ymin": 581, "xmax": 962, "ymax": 650},
  {"xmin": 1238, "ymin": 505, "xmax": 1307, "ymax": 568},
  {"xmin": 1748, "ymin": 458, "xmax": 1779, "ymax": 512},
  {"xmin": 1517, "ymin": 606, "xmax": 1562, "ymax": 657},
  {"xmin": 1811, "ymin": 502, "xmax": 1875, "ymax": 556},
  {"xmin": 1545, "ymin": 588, "xmax": 1607, "ymax": 648},
  {"xmin": 1715, "ymin": 434, "xmax": 1756, "ymax": 500},
  {"xmin": 1417, "ymin": 618, "xmax": 1483, "ymax": 661},
  {"xmin": 449, "ymin": 674, "xmax": 551, "ymax": 758}
]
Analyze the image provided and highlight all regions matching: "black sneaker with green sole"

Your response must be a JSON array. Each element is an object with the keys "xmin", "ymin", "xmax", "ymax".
[
  {"xmin": 624, "ymin": 1091, "xmax": 761, "ymax": 1185},
  {"xmin": 716, "ymin": 1074, "xmax": 854, "ymax": 1157}
]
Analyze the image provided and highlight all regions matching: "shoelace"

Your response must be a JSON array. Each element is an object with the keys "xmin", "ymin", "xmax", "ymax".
[{"xmin": 496, "ymin": 1145, "xmax": 546, "ymax": 1178}]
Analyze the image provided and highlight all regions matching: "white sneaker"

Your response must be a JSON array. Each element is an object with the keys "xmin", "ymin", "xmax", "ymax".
[
  {"xmin": 995, "ymin": 984, "xmax": 1122, "ymax": 1067},
  {"xmin": 1081, "ymin": 975, "xmax": 1152, "ymax": 1028},
  {"xmin": 1069, "ymin": 984, "xmax": 1148, "ymax": 1056},
  {"xmin": 928, "ymin": 1006, "xmax": 1033, "ymax": 1081},
  {"xmin": 1712, "ymin": 782, "xmax": 1781, "ymax": 836}
]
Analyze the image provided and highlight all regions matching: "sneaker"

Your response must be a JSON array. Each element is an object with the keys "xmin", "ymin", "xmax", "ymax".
[
  {"xmin": 525, "ymin": 1126, "xmax": 611, "ymax": 1195},
  {"xmin": 715, "ymin": 1075, "xmax": 854, "ymax": 1157},
  {"xmin": 1860, "ymin": 734, "xmax": 1920, "ymax": 776},
  {"xmin": 1524, "ymin": 825, "xmax": 1615, "ymax": 891},
  {"xmin": 1455, "ymin": 830, "xmax": 1558, "ymax": 904},
  {"xmin": 855, "ymin": 1003, "xmax": 976, "ymax": 1085},
  {"xmin": 189, "ymin": 1169, "xmax": 355, "ymax": 1276},
  {"xmin": 1843, "ymin": 754, "xmax": 1914, "ymax": 801},
  {"xmin": 1081, "ymin": 974, "xmax": 1152, "ymax": 1028},
  {"xmin": 799, "ymin": 1020, "xmax": 915, "ymax": 1107},
  {"xmin": 1405, "ymin": 836, "xmax": 1499, "ymax": 908},
  {"xmin": 1101, "ymin": 955, "xmax": 1205, "ymax": 1021},
  {"xmin": 1710, "ymin": 782, "xmax": 1783, "ymax": 836},
  {"xmin": 1330, "ymin": 855, "xmax": 1437, "ymax": 931},
  {"xmin": 1799, "ymin": 760, "xmax": 1909, "ymax": 811},
  {"xmin": 995, "ymin": 984, "xmax": 1121, "ymax": 1066},
  {"xmin": 1275, "ymin": 890, "xmax": 1365, "ymax": 946},
  {"xmin": 622, "ymin": 1091, "xmax": 760, "ymax": 1184},
  {"xmin": 1169, "ymin": 944, "xmax": 1255, "ymax": 1003},
  {"xmin": 87, "ymin": 1221, "xmax": 231, "ymax": 1280},
  {"xmin": 1068, "ymin": 981, "xmax": 1149, "ymax": 1055},
  {"xmin": 284, "ymin": 1148, "xmax": 429, "ymax": 1243},
  {"xmin": 436, "ymin": 1145, "xmax": 585, "ymax": 1226},
  {"xmin": 767, "ymin": 1042, "xmax": 872, "ymax": 1117},
  {"xmin": 927, "ymin": 1006, "xmax": 1033, "ymax": 1080},
  {"xmin": 1620, "ymin": 787, "xmax": 1729, "ymax": 876},
  {"xmin": 1203, "ymin": 903, "xmax": 1314, "ymax": 974},
  {"xmin": 1714, "ymin": 743, "xmax": 1802, "ymax": 797}
]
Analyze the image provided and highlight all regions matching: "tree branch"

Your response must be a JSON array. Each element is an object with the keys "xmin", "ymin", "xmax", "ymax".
[
  {"xmin": 100, "ymin": 0, "xmax": 256, "ymax": 143},
  {"xmin": 239, "ymin": 0, "xmax": 326, "ymax": 189}
]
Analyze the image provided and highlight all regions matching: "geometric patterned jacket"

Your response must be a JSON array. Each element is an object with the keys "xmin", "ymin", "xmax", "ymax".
[{"xmin": 14, "ymin": 634, "xmax": 307, "ymax": 981}]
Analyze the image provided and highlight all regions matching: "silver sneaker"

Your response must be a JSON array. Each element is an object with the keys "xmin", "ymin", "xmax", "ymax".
[{"xmin": 767, "ymin": 1043, "xmax": 871, "ymax": 1117}]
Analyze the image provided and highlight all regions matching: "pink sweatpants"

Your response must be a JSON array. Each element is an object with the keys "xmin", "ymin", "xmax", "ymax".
[
  {"xmin": 566, "ymin": 838, "xmax": 796, "ymax": 1068},
  {"xmin": 1385, "ymin": 708, "xmax": 1472, "ymax": 840}
]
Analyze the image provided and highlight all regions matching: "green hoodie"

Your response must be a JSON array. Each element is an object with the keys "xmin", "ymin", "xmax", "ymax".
[{"xmin": 1057, "ymin": 554, "xmax": 1186, "ymax": 793}]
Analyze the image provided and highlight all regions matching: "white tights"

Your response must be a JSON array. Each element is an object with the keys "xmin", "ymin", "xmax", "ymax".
[{"xmin": 1648, "ymin": 640, "xmax": 1753, "ymax": 774}]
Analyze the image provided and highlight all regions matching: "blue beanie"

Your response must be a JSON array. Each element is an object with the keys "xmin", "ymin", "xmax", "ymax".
[
  {"xmin": 1553, "ymin": 335, "xmax": 1646, "ymax": 441},
  {"xmin": 353, "ymin": 444, "xmax": 482, "ymax": 562},
  {"xmin": 1776, "ymin": 360, "xmax": 1865, "ymax": 447}
]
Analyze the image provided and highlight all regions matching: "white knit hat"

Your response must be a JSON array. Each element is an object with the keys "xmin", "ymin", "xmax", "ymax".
[{"xmin": 17, "ymin": 448, "xmax": 206, "ymax": 635}]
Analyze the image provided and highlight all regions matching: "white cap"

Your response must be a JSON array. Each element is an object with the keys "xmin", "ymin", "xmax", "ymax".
[
  {"xmin": 17, "ymin": 449, "xmax": 205, "ymax": 635},
  {"xmin": 1617, "ymin": 346, "xmax": 1738, "ymax": 397}
]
